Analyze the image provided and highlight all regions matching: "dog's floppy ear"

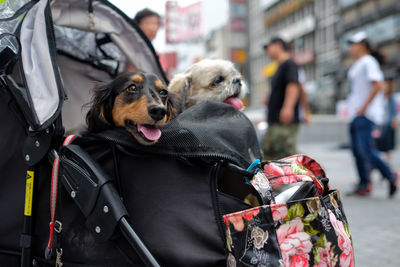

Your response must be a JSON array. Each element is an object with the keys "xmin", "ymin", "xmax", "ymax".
[
  {"xmin": 86, "ymin": 82, "xmax": 114, "ymax": 131},
  {"xmin": 168, "ymin": 74, "xmax": 191, "ymax": 94},
  {"xmin": 165, "ymin": 91, "xmax": 181, "ymax": 121},
  {"xmin": 168, "ymin": 73, "xmax": 191, "ymax": 113}
]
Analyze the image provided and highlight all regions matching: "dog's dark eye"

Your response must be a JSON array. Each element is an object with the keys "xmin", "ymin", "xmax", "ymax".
[
  {"xmin": 211, "ymin": 75, "xmax": 225, "ymax": 86},
  {"xmin": 159, "ymin": 89, "xmax": 168, "ymax": 97},
  {"xmin": 126, "ymin": 84, "xmax": 138, "ymax": 93}
]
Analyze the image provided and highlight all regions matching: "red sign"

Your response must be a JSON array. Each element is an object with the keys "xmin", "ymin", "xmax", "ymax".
[
  {"xmin": 230, "ymin": 18, "xmax": 246, "ymax": 32},
  {"xmin": 159, "ymin": 52, "xmax": 177, "ymax": 71},
  {"xmin": 166, "ymin": 1, "xmax": 203, "ymax": 43}
]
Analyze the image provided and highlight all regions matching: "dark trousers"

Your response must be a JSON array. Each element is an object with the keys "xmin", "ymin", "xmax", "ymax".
[{"xmin": 350, "ymin": 116, "xmax": 394, "ymax": 189}]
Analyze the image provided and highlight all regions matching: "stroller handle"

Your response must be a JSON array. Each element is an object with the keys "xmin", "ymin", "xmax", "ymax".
[{"xmin": 120, "ymin": 217, "xmax": 160, "ymax": 267}]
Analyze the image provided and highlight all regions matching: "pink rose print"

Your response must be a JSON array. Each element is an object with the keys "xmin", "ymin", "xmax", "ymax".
[
  {"xmin": 277, "ymin": 217, "xmax": 312, "ymax": 267},
  {"xmin": 284, "ymin": 154, "xmax": 327, "ymax": 179},
  {"xmin": 271, "ymin": 204, "xmax": 288, "ymax": 222},
  {"xmin": 281, "ymin": 166, "xmax": 295, "ymax": 176},
  {"xmin": 270, "ymin": 175, "xmax": 302, "ymax": 185},
  {"xmin": 227, "ymin": 213, "xmax": 245, "ymax": 231},
  {"xmin": 242, "ymin": 207, "xmax": 260, "ymax": 221},
  {"xmin": 328, "ymin": 210, "xmax": 354, "ymax": 267},
  {"xmin": 290, "ymin": 254, "xmax": 310, "ymax": 267},
  {"xmin": 263, "ymin": 163, "xmax": 284, "ymax": 178},
  {"xmin": 223, "ymin": 207, "xmax": 260, "ymax": 232},
  {"xmin": 313, "ymin": 242, "xmax": 338, "ymax": 267}
]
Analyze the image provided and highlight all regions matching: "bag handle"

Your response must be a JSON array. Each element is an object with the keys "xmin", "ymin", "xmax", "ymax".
[
  {"xmin": 260, "ymin": 154, "xmax": 327, "ymax": 196},
  {"xmin": 223, "ymin": 155, "xmax": 328, "ymax": 206},
  {"xmin": 222, "ymin": 160, "xmax": 274, "ymax": 205}
]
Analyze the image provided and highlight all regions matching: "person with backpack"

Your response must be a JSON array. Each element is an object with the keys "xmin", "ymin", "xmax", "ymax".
[{"xmin": 346, "ymin": 32, "xmax": 398, "ymax": 197}]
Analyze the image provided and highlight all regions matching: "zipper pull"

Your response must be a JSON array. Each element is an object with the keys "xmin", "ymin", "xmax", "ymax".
[{"xmin": 55, "ymin": 248, "xmax": 63, "ymax": 267}]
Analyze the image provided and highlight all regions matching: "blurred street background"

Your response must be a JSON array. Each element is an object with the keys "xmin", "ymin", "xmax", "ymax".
[
  {"xmin": 112, "ymin": 0, "xmax": 400, "ymax": 115},
  {"xmin": 297, "ymin": 117, "xmax": 400, "ymax": 267},
  {"xmin": 108, "ymin": 1, "xmax": 400, "ymax": 266}
]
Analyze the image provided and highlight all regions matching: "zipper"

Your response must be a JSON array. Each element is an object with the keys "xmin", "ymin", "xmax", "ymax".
[{"xmin": 210, "ymin": 163, "xmax": 227, "ymax": 250}]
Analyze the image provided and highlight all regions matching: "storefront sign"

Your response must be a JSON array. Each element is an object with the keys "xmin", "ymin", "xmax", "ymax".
[
  {"xmin": 231, "ymin": 18, "xmax": 246, "ymax": 32},
  {"xmin": 166, "ymin": 1, "xmax": 203, "ymax": 43}
]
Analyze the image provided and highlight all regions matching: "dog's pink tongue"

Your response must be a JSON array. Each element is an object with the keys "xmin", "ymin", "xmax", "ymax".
[
  {"xmin": 137, "ymin": 124, "xmax": 162, "ymax": 141},
  {"xmin": 224, "ymin": 97, "xmax": 243, "ymax": 110}
]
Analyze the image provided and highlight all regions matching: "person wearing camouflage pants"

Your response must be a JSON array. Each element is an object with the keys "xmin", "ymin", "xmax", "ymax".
[
  {"xmin": 262, "ymin": 37, "xmax": 300, "ymax": 160},
  {"xmin": 262, "ymin": 123, "xmax": 299, "ymax": 159}
]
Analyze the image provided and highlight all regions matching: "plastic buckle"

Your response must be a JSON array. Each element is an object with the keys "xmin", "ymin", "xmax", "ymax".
[
  {"xmin": 54, "ymin": 220, "xmax": 63, "ymax": 234},
  {"xmin": 247, "ymin": 159, "xmax": 261, "ymax": 172}
]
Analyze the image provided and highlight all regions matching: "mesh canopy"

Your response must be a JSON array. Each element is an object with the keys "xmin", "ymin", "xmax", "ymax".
[
  {"xmin": 93, "ymin": 101, "xmax": 262, "ymax": 167},
  {"xmin": 1, "ymin": 0, "xmax": 167, "ymax": 131},
  {"xmin": 50, "ymin": 0, "xmax": 166, "ymax": 80},
  {"xmin": 50, "ymin": 0, "xmax": 167, "ymax": 131}
]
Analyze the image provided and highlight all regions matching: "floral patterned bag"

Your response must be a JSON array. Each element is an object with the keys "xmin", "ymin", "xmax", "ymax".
[{"xmin": 223, "ymin": 155, "xmax": 354, "ymax": 267}]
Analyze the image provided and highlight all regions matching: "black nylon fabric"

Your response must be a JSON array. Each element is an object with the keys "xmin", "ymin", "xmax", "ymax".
[
  {"xmin": 0, "ymin": 91, "xmax": 28, "ymax": 252},
  {"xmin": 0, "ymin": 101, "xmax": 260, "ymax": 266}
]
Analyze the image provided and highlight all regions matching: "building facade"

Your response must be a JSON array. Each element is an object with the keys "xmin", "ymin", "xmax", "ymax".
[
  {"xmin": 248, "ymin": 0, "xmax": 341, "ymax": 113},
  {"xmin": 337, "ymin": 0, "xmax": 400, "ymax": 99}
]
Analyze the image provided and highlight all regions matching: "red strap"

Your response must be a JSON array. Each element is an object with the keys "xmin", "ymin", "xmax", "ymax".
[
  {"xmin": 47, "ymin": 135, "xmax": 78, "ymax": 250},
  {"xmin": 62, "ymin": 135, "xmax": 78, "ymax": 146}
]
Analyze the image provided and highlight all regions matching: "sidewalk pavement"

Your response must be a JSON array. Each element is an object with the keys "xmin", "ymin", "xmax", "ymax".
[{"xmin": 298, "ymin": 142, "xmax": 400, "ymax": 267}]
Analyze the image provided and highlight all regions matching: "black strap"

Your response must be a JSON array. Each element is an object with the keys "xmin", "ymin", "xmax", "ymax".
[
  {"xmin": 19, "ymin": 234, "xmax": 32, "ymax": 249},
  {"xmin": 88, "ymin": 0, "xmax": 94, "ymax": 13}
]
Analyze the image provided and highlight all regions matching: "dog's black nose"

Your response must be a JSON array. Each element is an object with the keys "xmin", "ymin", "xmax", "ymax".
[
  {"xmin": 148, "ymin": 105, "xmax": 166, "ymax": 121},
  {"xmin": 233, "ymin": 78, "xmax": 242, "ymax": 85}
]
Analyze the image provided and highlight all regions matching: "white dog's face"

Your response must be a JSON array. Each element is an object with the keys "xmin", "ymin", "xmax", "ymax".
[{"xmin": 168, "ymin": 59, "xmax": 248, "ymax": 110}]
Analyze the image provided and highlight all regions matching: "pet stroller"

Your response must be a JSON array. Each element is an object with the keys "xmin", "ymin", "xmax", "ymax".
[
  {"xmin": 0, "ymin": 1, "xmax": 263, "ymax": 266},
  {"xmin": 0, "ymin": 1, "xmax": 354, "ymax": 267}
]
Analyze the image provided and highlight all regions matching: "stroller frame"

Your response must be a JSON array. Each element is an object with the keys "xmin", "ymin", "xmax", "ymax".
[{"xmin": 0, "ymin": 0, "xmax": 167, "ymax": 266}]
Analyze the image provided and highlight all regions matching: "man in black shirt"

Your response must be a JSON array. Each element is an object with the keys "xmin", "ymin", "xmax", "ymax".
[{"xmin": 262, "ymin": 38, "xmax": 300, "ymax": 159}]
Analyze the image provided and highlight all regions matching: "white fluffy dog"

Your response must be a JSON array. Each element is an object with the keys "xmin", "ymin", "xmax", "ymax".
[{"xmin": 168, "ymin": 59, "xmax": 248, "ymax": 114}]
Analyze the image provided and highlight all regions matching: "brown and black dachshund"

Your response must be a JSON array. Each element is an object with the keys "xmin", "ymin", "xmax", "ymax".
[{"xmin": 86, "ymin": 72, "xmax": 176, "ymax": 145}]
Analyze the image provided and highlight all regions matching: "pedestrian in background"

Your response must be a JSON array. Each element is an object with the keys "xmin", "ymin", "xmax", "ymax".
[
  {"xmin": 125, "ymin": 8, "xmax": 161, "ymax": 72},
  {"xmin": 346, "ymin": 32, "xmax": 398, "ymax": 197},
  {"xmin": 375, "ymin": 77, "xmax": 398, "ymax": 165},
  {"xmin": 262, "ymin": 38, "xmax": 300, "ymax": 160},
  {"xmin": 134, "ymin": 8, "xmax": 161, "ymax": 42}
]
